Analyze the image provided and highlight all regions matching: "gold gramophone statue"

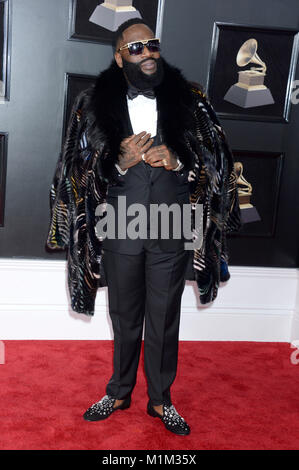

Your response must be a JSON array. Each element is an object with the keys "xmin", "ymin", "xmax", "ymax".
[
  {"xmin": 89, "ymin": 0, "xmax": 141, "ymax": 32},
  {"xmin": 224, "ymin": 38, "xmax": 274, "ymax": 108},
  {"xmin": 234, "ymin": 161, "xmax": 261, "ymax": 223}
]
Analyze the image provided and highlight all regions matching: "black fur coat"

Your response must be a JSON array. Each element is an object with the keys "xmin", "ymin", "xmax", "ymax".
[{"xmin": 46, "ymin": 57, "xmax": 242, "ymax": 315}]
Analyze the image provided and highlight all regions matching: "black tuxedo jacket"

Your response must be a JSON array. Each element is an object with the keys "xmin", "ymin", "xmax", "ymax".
[{"xmin": 102, "ymin": 98, "xmax": 191, "ymax": 254}]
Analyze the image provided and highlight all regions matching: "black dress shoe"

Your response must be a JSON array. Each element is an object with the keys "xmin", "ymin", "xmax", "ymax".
[
  {"xmin": 147, "ymin": 401, "xmax": 190, "ymax": 435},
  {"xmin": 83, "ymin": 394, "xmax": 131, "ymax": 421}
]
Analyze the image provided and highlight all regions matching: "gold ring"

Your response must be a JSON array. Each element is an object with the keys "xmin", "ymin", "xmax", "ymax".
[{"xmin": 162, "ymin": 158, "xmax": 167, "ymax": 166}]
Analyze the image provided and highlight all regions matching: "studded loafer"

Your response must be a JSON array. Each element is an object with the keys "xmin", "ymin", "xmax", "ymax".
[
  {"xmin": 147, "ymin": 401, "xmax": 190, "ymax": 435},
  {"xmin": 83, "ymin": 394, "xmax": 131, "ymax": 421}
]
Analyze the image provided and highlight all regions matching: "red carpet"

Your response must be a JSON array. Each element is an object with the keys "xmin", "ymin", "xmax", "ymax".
[{"xmin": 0, "ymin": 340, "xmax": 298, "ymax": 450}]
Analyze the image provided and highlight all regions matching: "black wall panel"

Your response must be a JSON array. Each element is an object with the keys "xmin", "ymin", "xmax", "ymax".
[{"xmin": 0, "ymin": 0, "xmax": 298, "ymax": 268}]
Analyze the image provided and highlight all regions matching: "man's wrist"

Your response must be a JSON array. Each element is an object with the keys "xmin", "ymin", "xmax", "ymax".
[
  {"xmin": 115, "ymin": 162, "xmax": 128, "ymax": 175},
  {"xmin": 172, "ymin": 157, "xmax": 184, "ymax": 171}
]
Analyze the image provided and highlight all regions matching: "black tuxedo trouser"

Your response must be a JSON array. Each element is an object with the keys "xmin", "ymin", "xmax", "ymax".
[{"xmin": 102, "ymin": 238, "xmax": 189, "ymax": 406}]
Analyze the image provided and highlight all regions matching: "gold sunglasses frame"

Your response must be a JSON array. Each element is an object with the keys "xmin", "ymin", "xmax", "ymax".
[{"xmin": 117, "ymin": 38, "xmax": 161, "ymax": 53}]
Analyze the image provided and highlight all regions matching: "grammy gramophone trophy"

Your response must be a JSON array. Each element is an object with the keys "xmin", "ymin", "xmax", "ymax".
[
  {"xmin": 224, "ymin": 38, "xmax": 274, "ymax": 108},
  {"xmin": 234, "ymin": 161, "xmax": 261, "ymax": 224},
  {"xmin": 89, "ymin": 1, "xmax": 141, "ymax": 32}
]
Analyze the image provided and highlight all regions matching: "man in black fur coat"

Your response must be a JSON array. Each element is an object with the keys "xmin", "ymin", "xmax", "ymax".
[
  {"xmin": 83, "ymin": 17, "xmax": 194, "ymax": 436},
  {"xmin": 46, "ymin": 17, "xmax": 242, "ymax": 436}
]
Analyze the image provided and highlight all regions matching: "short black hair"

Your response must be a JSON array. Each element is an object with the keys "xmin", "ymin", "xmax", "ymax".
[{"xmin": 113, "ymin": 18, "xmax": 154, "ymax": 52}]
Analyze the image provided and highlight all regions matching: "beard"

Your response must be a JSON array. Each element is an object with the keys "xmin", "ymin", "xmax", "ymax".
[{"xmin": 122, "ymin": 56, "xmax": 164, "ymax": 90}]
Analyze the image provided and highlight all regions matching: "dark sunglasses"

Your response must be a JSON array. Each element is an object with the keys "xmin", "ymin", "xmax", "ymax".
[{"xmin": 118, "ymin": 38, "xmax": 161, "ymax": 56}]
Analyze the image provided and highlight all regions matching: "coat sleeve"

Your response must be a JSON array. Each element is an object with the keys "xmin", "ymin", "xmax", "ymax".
[
  {"xmin": 46, "ymin": 91, "xmax": 85, "ymax": 250},
  {"xmin": 199, "ymin": 93, "xmax": 243, "ymax": 283},
  {"xmin": 200, "ymin": 91, "xmax": 243, "ymax": 234},
  {"xmin": 190, "ymin": 87, "xmax": 243, "ymax": 302}
]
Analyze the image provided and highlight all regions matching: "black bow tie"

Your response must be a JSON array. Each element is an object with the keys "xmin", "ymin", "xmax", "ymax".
[{"xmin": 127, "ymin": 86, "xmax": 156, "ymax": 100}]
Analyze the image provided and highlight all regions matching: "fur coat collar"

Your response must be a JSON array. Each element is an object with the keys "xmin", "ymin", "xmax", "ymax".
[{"xmin": 84, "ymin": 57, "xmax": 200, "ymax": 182}]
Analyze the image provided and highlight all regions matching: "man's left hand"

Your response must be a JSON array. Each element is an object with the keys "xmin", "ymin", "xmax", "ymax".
[{"xmin": 143, "ymin": 145, "xmax": 178, "ymax": 170}]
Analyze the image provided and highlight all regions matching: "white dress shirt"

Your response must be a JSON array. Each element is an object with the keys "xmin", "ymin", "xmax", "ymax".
[{"xmin": 127, "ymin": 94, "xmax": 158, "ymax": 137}]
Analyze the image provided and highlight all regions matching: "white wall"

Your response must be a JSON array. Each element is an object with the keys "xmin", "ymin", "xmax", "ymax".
[{"xmin": 0, "ymin": 258, "xmax": 298, "ymax": 341}]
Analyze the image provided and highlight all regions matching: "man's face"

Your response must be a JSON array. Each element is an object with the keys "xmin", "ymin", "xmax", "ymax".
[
  {"xmin": 115, "ymin": 24, "xmax": 161, "ymax": 76},
  {"xmin": 114, "ymin": 24, "xmax": 164, "ymax": 90}
]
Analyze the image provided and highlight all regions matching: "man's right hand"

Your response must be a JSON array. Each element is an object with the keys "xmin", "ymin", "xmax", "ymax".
[{"xmin": 117, "ymin": 131, "xmax": 154, "ymax": 171}]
